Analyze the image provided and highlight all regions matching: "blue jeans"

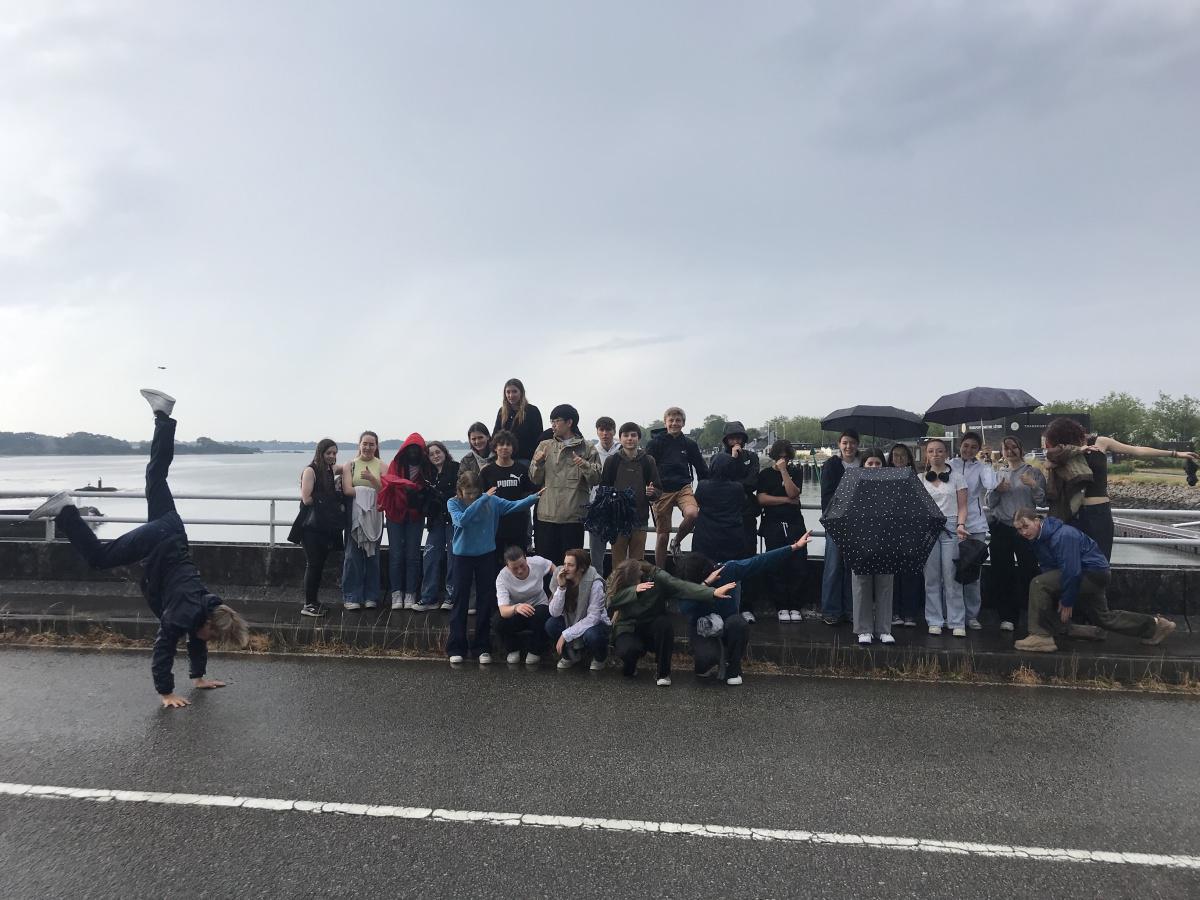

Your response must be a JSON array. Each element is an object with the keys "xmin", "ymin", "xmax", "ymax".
[
  {"xmin": 386, "ymin": 519, "xmax": 424, "ymax": 595},
  {"xmin": 545, "ymin": 615, "xmax": 610, "ymax": 662},
  {"xmin": 342, "ymin": 537, "xmax": 381, "ymax": 605},
  {"xmin": 421, "ymin": 520, "xmax": 454, "ymax": 603},
  {"xmin": 820, "ymin": 536, "xmax": 852, "ymax": 619},
  {"xmin": 924, "ymin": 530, "xmax": 964, "ymax": 629}
]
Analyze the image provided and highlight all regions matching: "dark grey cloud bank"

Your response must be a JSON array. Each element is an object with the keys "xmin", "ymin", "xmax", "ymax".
[{"xmin": 1, "ymin": 1, "xmax": 1197, "ymax": 442}]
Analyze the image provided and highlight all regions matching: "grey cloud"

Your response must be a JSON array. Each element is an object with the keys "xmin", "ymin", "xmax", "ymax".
[{"xmin": 570, "ymin": 335, "xmax": 681, "ymax": 355}]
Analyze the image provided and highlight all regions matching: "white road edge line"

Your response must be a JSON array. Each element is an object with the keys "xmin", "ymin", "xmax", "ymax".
[{"xmin": 2, "ymin": 780, "xmax": 1196, "ymax": 869}]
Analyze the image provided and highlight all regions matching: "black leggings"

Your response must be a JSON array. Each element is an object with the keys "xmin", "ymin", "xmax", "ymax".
[
  {"xmin": 989, "ymin": 520, "xmax": 1039, "ymax": 625},
  {"xmin": 614, "ymin": 616, "xmax": 674, "ymax": 679},
  {"xmin": 301, "ymin": 528, "xmax": 338, "ymax": 606},
  {"xmin": 1071, "ymin": 504, "xmax": 1114, "ymax": 561}
]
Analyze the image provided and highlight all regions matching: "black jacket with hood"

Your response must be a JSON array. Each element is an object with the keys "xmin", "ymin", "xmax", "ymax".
[{"xmin": 693, "ymin": 454, "xmax": 748, "ymax": 563}]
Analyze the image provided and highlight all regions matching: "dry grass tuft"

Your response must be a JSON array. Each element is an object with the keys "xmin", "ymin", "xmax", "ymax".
[{"xmin": 1010, "ymin": 666, "xmax": 1042, "ymax": 686}]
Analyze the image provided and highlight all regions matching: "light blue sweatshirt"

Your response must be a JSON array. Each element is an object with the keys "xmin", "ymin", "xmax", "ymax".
[{"xmin": 447, "ymin": 492, "xmax": 540, "ymax": 557}]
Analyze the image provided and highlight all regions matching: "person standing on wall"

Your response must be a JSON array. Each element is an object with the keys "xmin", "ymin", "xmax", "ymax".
[{"xmin": 493, "ymin": 378, "xmax": 544, "ymax": 468}]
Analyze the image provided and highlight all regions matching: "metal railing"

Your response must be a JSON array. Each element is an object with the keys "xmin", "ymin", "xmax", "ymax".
[{"xmin": 2, "ymin": 489, "xmax": 1199, "ymax": 550}]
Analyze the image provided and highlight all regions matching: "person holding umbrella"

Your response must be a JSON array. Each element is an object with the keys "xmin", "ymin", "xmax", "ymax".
[
  {"xmin": 886, "ymin": 443, "xmax": 923, "ymax": 628},
  {"xmin": 819, "ymin": 429, "xmax": 860, "ymax": 626},
  {"xmin": 921, "ymin": 438, "xmax": 969, "ymax": 636},
  {"xmin": 948, "ymin": 431, "xmax": 998, "ymax": 631},
  {"xmin": 851, "ymin": 450, "xmax": 895, "ymax": 645}
]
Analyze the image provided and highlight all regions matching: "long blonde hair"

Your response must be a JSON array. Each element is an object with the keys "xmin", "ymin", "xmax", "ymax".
[{"xmin": 498, "ymin": 377, "xmax": 529, "ymax": 427}]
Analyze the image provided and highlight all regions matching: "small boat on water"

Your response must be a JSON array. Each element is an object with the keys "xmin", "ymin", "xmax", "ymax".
[{"xmin": 75, "ymin": 477, "xmax": 118, "ymax": 493}]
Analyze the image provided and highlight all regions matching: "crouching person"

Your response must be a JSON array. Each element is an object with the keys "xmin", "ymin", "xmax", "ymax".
[
  {"xmin": 676, "ymin": 531, "xmax": 811, "ymax": 686},
  {"xmin": 495, "ymin": 546, "xmax": 556, "ymax": 665},
  {"xmin": 1012, "ymin": 508, "xmax": 1176, "ymax": 652},
  {"xmin": 606, "ymin": 558, "xmax": 736, "ymax": 686},
  {"xmin": 546, "ymin": 549, "xmax": 611, "ymax": 670}
]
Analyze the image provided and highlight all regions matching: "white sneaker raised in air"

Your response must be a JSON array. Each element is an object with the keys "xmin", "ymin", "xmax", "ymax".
[
  {"xmin": 139, "ymin": 388, "xmax": 175, "ymax": 417},
  {"xmin": 27, "ymin": 491, "xmax": 74, "ymax": 520},
  {"xmin": 656, "ymin": 676, "xmax": 672, "ymax": 687},
  {"xmin": 506, "ymin": 651, "xmax": 521, "ymax": 664}
]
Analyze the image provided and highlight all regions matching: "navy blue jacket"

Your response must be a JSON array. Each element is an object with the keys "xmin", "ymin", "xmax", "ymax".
[
  {"xmin": 141, "ymin": 518, "xmax": 220, "ymax": 694},
  {"xmin": 1030, "ymin": 516, "xmax": 1109, "ymax": 609},
  {"xmin": 692, "ymin": 455, "xmax": 749, "ymax": 564},
  {"xmin": 646, "ymin": 432, "xmax": 709, "ymax": 492}
]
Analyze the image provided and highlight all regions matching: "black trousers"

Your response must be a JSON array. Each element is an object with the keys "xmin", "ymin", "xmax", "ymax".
[
  {"xmin": 1072, "ymin": 504, "xmax": 1114, "ymax": 561},
  {"xmin": 535, "ymin": 520, "xmax": 585, "ymax": 566},
  {"xmin": 989, "ymin": 520, "xmax": 1039, "ymax": 625},
  {"xmin": 614, "ymin": 615, "xmax": 674, "ymax": 679},
  {"xmin": 689, "ymin": 614, "xmax": 749, "ymax": 679},
  {"xmin": 301, "ymin": 528, "xmax": 339, "ymax": 606},
  {"xmin": 495, "ymin": 605, "xmax": 552, "ymax": 654},
  {"xmin": 761, "ymin": 520, "xmax": 807, "ymax": 612}
]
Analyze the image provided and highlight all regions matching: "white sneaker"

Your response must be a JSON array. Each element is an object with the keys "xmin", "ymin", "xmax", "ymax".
[
  {"xmin": 439, "ymin": 599, "xmax": 453, "ymax": 610},
  {"xmin": 557, "ymin": 657, "xmax": 576, "ymax": 669},
  {"xmin": 525, "ymin": 653, "xmax": 541, "ymax": 666},
  {"xmin": 928, "ymin": 625, "xmax": 943, "ymax": 635},
  {"xmin": 404, "ymin": 592, "xmax": 418, "ymax": 610},
  {"xmin": 506, "ymin": 651, "xmax": 521, "ymax": 664},
  {"xmin": 777, "ymin": 610, "xmax": 790, "ymax": 623},
  {"xmin": 478, "ymin": 653, "xmax": 492, "ymax": 665},
  {"xmin": 343, "ymin": 601, "xmax": 362, "ymax": 611},
  {"xmin": 788, "ymin": 610, "xmax": 802, "ymax": 621},
  {"xmin": 726, "ymin": 675, "xmax": 743, "ymax": 686},
  {"xmin": 742, "ymin": 611, "xmax": 756, "ymax": 624},
  {"xmin": 589, "ymin": 659, "xmax": 605, "ymax": 671},
  {"xmin": 139, "ymin": 388, "xmax": 175, "ymax": 416},
  {"xmin": 364, "ymin": 599, "xmax": 377, "ymax": 609},
  {"xmin": 857, "ymin": 633, "xmax": 872, "ymax": 645},
  {"xmin": 449, "ymin": 655, "xmax": 464, "ymax": 664},
  {"xmin": 27, "ymin": 491, "xmax": 74, "ymax": 520},
  {"xmin": 891, "ymin": 615, "xmax": 904, "ymax": 626},
  {"xmin": 967, "ymin": 618, "xmax": 983, "ymax": 631},
  {"xmin": 468, "ymin": 607, "xmax": 476, "ymax": 616},
  {"xmin": 656, "ymin": 676, "xmax": 672, "ymax": 687},
  {"xmin": 879, "ymin": 633, "xmax": 896, "ymax": 645},
  {"xmin": 413, "ymin": 601, "xmax": 439, "ymax": 613},
  {"xmin": 952, "ymin": 627, "xmax": 967, "ymax": 638},
  {"xmin": 999, "ymin": 620, "xmax": 1015, "ymax": 632},
  {"xmin": 390, "ymin": 591, "xmax": 404, "ymax": 610}
]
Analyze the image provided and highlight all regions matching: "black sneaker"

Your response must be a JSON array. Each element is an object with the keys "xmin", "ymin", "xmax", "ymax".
[
  {"xmin": 300, "ymin": 603, "xmax": 325, "ymax": 618},
  {"xmin": 822, "ymin": 615, "xmax": 839, "ymax": 626}
]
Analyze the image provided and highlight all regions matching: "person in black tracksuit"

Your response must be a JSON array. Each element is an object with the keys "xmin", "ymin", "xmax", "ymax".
[
  {"xmin": 692, "ymin": 454, "xmax": 747, "ymax": 566},
  {"xmin": 718, "ymin": 421, "xmax": 762, "ymax": 617},
  {"xmin": 27, "ymin": 390, "xmax": 249, "ymax": 708},
  {"xmin": 756, "ymin": 439, "xmax": 808, "ymax": 621}
]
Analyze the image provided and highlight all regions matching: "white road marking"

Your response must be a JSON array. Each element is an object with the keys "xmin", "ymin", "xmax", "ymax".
[{"xmin": 1, "ymin": 780, "xmax": 1196, "ymax": 869}]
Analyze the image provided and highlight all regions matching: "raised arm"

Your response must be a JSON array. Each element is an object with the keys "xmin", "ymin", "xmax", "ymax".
[{"xmin": 1093, "ymin": 436, "xmax": 1200, "ymax": 461}]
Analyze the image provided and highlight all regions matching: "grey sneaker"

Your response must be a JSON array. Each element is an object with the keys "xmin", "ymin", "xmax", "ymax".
[
  {"xmin": 343, "ymin": 601, "xmax": 362, "ymax": 611},
  {"xmin": 439, "ymin": 599, "xmax": 453, "ymax": 610},
  {"xmin": 967, "ymin": 618, "xmax": 983, "ymax": 631},
  {"xmin": 557, "ymin": 657, "xmax": 576, "ymax": 670},
  {"xmin": 1143, "ymin": 616, "xmax": 1177, "ymax": 646},
  {"xmin": 506, "ymin": 651, "xmax": 521, "ymax": 664},
  {"xmin": 478, "ymin": 653, "xmax": 492, "ymax": 665},
  {"xmin": 589, "ymin": 659, "xmax": 605, "ymax": 671},
  {"xmin": 525, "ymin": 653, "xmax": 541, "ymax": 665},
  {"xmin": 300, "ymin": 603, "xmax": 325, "ymax": 618},
  {"xmin": 139, "ymin": 388, "xmax": 175, "ymax": 417},
  {"xmin": 413, "ymin": 602, "xmax": 439, "ymax": 613},
  {"xmin": 27, "ymin": 491, "xmax": 74, "ymax": 520}
]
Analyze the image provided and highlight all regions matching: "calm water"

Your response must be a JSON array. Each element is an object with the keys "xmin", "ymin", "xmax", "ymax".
[{"xmin": 1, "ymin": 454, "xmax": 1194, "ymax": 566}]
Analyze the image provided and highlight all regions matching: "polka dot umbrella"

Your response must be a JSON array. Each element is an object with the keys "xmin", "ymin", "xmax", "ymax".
[{"xmin": 820, "ymin": 467, "xmax": 947, "ymax": 576}]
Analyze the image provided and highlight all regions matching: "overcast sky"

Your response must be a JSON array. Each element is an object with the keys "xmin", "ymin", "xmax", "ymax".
[{"xmin": 2, "ymin": 1, "xmax": 1198, "ymax": 443}]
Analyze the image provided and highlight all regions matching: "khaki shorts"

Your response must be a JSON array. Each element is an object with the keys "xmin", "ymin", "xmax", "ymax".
[{"xmin": 652, "ymin": 484, "xmax": 697, "ymax": 534}]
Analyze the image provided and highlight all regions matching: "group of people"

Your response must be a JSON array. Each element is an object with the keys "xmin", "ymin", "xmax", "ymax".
[{"xmin": 28, "ymin": 382, "xmax": 1193, "ymax": 705}]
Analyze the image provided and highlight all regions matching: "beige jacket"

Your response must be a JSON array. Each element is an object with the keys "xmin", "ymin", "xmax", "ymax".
[{"xmin": 529, "ymin": 437, "xmax": 601, "ymax": 524}]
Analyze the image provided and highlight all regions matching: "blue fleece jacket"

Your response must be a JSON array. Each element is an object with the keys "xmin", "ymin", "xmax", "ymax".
[
  {"xmin": 679, "ymin": 544, "xmax": 797, "ymax": 620},
  {"xmin": 447, "ymin": 492, "xmax": 540, "ymax": 557},
  {"xmin": 1030, "ymin": 516, "xmax": 1109, "ymax": 609}
]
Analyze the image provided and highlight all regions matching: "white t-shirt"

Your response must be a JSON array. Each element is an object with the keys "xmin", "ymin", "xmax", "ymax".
[
  {"xmin": 923, "ymin": 469, "xmax": 968, "ymax": 520},
  {"xmin": 496, "ymin": 555, "xmax": 555, "ymax": 607}
]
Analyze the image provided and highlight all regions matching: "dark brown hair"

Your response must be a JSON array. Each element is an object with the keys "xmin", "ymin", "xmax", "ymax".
[{"xmin": 1043, "ymin": 417, "xmax": 1086, "ymax": 448}]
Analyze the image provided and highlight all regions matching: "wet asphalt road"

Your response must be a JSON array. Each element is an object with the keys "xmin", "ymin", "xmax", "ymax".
[{"xmin": 1, "ymin": 647, "xmax": 1198, "ymax": 899}]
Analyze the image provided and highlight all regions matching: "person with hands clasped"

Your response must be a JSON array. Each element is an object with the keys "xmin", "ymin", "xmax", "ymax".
[
  {"xmin": 986, "ymin": 436, "xmax": 1046, "ymax": 632},
  {"xmin": 546, "ymin": 548, "xmax": 611, "ymax": 670},
  {"xmin": 948, "ymin": 431, "xmax": 998, "ymax": 631},
  {"xmin": 529, "ymin": 404, "xmax": 601, "ymax": 565},
  {"xmin": 342, "ymin": 431, "xmax": 386, "ymax": 611},
  {"xmin": 495, "ymin": 547, "xmax": 556, "ymax": 665},
  {"xmin": 445, "ymin": 472, "xmax": 543, "ymax": 665},
  {"xmin": 921, "ymin": 438, "xmax": 970, "ymax": 637}
]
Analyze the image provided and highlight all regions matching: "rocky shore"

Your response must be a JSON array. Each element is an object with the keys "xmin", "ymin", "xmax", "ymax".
[{"xmin": 1108, "ymin": 480, "xmax": 1200, "ymax": 511}]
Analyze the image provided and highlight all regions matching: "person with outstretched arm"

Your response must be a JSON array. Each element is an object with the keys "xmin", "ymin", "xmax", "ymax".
[{"xmin": 28, "ymin": 390, "xmax": 250, "ymax": 708}]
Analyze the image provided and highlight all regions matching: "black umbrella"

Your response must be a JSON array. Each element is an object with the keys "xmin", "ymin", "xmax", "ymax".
[
  {"xmin": 924, "ymin": 387, "xmax": 1041, "ymax": 425},
  {"xmin": 820, "ymin": 405, "xmax": 927, "ymax": 440},
  {"xmin": 820, "ymin": 467, "xmax": 946, "ymax": 576}
]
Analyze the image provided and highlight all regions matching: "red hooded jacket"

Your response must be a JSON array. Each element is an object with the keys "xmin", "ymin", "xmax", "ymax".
[{"xmin": 378, "ymin": 433, "xmax": 431, "ymax": 523}]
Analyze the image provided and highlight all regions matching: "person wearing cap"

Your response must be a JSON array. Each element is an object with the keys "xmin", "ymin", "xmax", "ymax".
[{"xmin": 529, "ymin": 403, "xmax": 602, "ymax": 565}]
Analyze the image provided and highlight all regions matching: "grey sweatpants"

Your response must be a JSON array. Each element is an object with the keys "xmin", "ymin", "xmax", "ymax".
[{"xmin": 852, "ymin": 572, "xmax": 894, "ymax": 635}]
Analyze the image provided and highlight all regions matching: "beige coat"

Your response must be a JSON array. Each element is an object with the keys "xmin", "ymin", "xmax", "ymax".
[{"xmin": 529, "ymin": 437, "xmax": 601, "ymax": 524}]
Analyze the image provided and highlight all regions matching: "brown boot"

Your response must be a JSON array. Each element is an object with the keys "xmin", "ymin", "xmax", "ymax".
[
  {"xmin": 1142, "ymin": 616, "xmax": 1177, "ymax": 646},
  {"xmin": 1014, "ymin": 634, "xmax": 1058, "ymax": 653}
]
